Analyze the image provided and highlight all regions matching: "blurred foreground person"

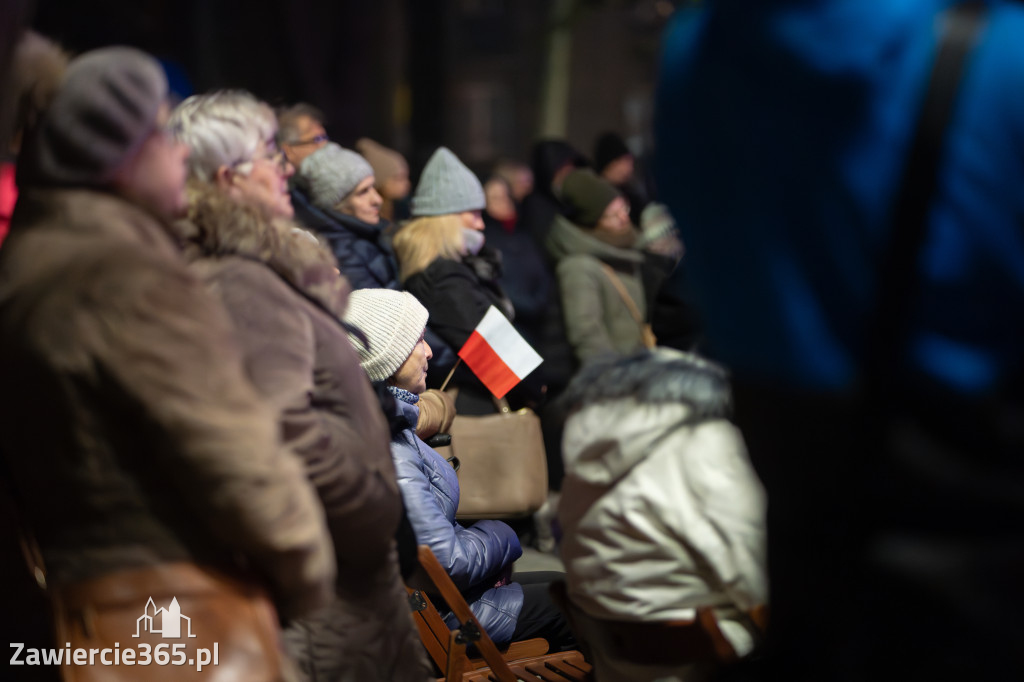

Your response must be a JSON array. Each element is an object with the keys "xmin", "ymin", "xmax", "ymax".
[
  {"xmin": 169, "ymin": 91, "xmax": 430, "ymax": 682},
  {"xmin": 559, "ymin": 349, "xmax": 767, "ymax": 681},
  {"xmin": 0, "ymin": 48, "xmax": 335, "ymax": 680},
  {"xmin": 656, "ymin": 1, "xmax": 1024, "ymax": 679}
]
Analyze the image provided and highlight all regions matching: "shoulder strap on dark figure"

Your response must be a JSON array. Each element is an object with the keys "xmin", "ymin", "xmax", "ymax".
[{"xmin": 865, "ymin": 1, "xmax": 987, "ymax": 394}]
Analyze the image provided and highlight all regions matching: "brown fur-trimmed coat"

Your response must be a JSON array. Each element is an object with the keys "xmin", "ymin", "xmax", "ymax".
[
  {"xmin": 175, "ymin": 184, "xmax": 430, "ymax": 682},
  {"xmin": 0, "ymin": 188, "xmax": 336, "ymax": 618}
]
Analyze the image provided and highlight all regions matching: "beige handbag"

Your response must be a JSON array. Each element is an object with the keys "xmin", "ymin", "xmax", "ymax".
[
  {"xmin": 445, "ymin": 390, "xmax": 548, "ymax": 520},
  {"xmin": 600, "ymin": 263, "xmax": 658, "ymax": 349}
]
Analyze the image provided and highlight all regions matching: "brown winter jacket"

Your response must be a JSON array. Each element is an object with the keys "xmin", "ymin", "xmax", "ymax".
[
  {"xmin": 175, "ymin": 185, "xmax": 430, "ymax": 682},
  {"xmin": 0, "ymin": 188, "xmax": 336, "ymax": 619}
]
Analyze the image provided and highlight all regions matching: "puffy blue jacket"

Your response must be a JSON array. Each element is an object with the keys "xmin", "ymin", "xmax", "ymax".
[{"xmin": 389, "ymin": 396, "xmax": 524, "ymax": 643}]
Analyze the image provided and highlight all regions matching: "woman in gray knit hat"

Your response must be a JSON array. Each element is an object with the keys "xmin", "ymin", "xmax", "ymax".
[
  {"xmin": 395, "ymin": 146, "xmax": 540, "ymax": 416},
  {"xmin": 296, "ymin": 141, "xmax": 394, "ymax": 291},
  {"xmin": 345, "ymin": 288, "xmax": 575, "ymax": 653},
  {"xmin": 169, "ymin": 91, "xmax": 431, "ymax": 682}
]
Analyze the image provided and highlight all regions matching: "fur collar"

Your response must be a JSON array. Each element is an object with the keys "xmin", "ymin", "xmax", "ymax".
[
  {"xmin": 560, "ymin": 348, "xmax": 733, "ymax": 421},
  {"xmin": 174, "ymin": 182, "xmax": 349, "ymax": 317}
]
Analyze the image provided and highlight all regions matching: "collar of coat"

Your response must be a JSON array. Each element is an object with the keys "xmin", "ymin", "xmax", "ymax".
[
  {"xmin": 559, "ymin": 348, "xmax": 733, "ymax": 422},
  {"xmin": 172, "ymin": 182, "xmax": 350, "ymax": 318}
]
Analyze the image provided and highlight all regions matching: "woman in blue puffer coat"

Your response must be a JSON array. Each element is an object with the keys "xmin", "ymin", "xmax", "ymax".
[{"xmin": 343, "ymin": 288, "xmax": 575, "ymax": 650}]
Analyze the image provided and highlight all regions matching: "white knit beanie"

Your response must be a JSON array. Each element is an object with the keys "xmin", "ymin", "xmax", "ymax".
[
  {"xmin": 410, "ymin": 146, "xmax": 485, "ymax": 217},
  {"xmin": 344, "ymin": 289, "xmax": 429, "ymax": 382},
  {"xmin": 300, "ymin": 142, "xmax": 374, "ymax": 210}
]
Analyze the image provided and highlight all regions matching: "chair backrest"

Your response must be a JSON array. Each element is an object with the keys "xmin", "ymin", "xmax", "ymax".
[{"xmin": 409, "ymin": 545, "xmax": 592, "ymax": 682}]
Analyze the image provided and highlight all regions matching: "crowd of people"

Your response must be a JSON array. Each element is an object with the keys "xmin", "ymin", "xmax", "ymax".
[
  {"xmin": 0, "ymin": 27, "xmax": 769, "ymax": 682},
  {"xmin": 7, "ymin": 0, "xmax": 1021, "ymax": 679}
]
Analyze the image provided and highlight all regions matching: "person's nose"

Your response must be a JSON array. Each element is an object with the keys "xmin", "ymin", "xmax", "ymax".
[{"xmin": 423, "ymin": 340, "xmax": 433, "ymax": 360}]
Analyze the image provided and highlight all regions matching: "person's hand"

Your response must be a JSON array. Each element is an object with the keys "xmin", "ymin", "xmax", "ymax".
[{"xmin": 416, "ymin": 389, "xmax": 456, "ymax": 439}]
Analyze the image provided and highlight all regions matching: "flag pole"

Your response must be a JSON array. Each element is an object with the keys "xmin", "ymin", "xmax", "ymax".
[{"xmin": 439, "ymin": 358, "xmax": 462, "ymax": 392}]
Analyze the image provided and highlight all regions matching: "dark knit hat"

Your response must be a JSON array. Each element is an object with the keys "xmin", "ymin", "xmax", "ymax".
[
  {"xmin": 593, "ymin": 131, "xmax": 632, "ymax": 174},
  {"xmin": 561, "ymin": 169, "xmax": 621, "ymax": 228},
  {"xmin": 18, "ymin": 46, "xmax": 168, "ymax": 187}
]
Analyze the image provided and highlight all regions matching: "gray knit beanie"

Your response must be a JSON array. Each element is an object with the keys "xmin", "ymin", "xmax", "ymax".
[
  {"xmin": 410, "ymin": 146, "xmax": 485, "ymax": 216},
  {"xmin": 300, "ymin": 142, "xmax": 374, "ymax": 210},
  {"xmin": 18, "ymin": 46, "xmax": 167, "ymax": 187},
  {"xmin": 344, "ymin": 289, "xmax": 430, "ymax": 382}
]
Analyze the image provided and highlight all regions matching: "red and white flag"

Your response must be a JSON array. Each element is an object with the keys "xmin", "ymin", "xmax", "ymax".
[{"xmin": 458, "ymin": 306, "xmax": 543, "ymax": 399}]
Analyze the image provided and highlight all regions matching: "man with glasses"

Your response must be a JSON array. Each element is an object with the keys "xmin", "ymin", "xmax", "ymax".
[{"xmin": 278, "ymin": 102, "xmax": 329, "ymax": 169}]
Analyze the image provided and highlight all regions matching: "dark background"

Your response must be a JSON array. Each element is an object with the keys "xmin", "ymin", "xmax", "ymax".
[{"xmin": 22, "ymin": 0, "xmax": 681, "ymax": 177}]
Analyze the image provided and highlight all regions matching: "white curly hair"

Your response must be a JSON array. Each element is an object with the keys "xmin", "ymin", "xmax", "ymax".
[{"xmin": 168, "ymin": 90, "xmax": 277, "ymax": 182}]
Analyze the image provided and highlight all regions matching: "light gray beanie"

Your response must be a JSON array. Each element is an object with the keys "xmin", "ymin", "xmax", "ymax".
[
  {"xmin": 18, "ymin": 46, "xmax": 168, "ymax": 187},
  {"xmin": 410, "ymin": 146, "xmax": 485, "ymax": 217},
  {"xmin": 300, "ymin": 142, "xmax": 375, "ymax": 210},
  {"xmin": 344, "ymin": 289, "xmax": 429, "ymax": 382}
]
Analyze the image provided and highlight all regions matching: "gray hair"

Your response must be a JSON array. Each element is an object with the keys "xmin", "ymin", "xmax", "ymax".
[
  {"xmin": 169, "ymin": 90, "xmax": 277, "ymax": 182},
  {"xmin": 276, "ymin": 102, "xmax": 325, "ymax": 145}
]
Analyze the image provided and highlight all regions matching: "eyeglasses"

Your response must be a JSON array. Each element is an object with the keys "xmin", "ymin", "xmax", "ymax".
[
  {"xmin": 286, "ymin": 133, "xmax": 328, "ymax": 147},
  {"xmin": 233, "ymin": 146, "xmax": 289, "ymax": 175}
]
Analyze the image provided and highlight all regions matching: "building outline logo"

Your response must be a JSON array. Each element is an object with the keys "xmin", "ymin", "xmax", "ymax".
[{"xmin": 133, "ymin": 597, "xmax": 197, "ymax": 639}]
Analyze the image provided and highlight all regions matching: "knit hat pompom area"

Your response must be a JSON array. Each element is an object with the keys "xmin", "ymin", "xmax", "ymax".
[
  {"xmin": 343, "ymin": 289, "xmax": 429, "ymax": 382},
  {"xmin": 561, "ymin": 168, "xmax": 621, "ymax": 228},
  {"xmin": 355, "ymin": 137, "xmax": 408, "ymax": 182},
  {"xmin": 18, "ymin": 46, "xmax": 168, "ymax": 187},
  {"xmin": 300, "ymin": 141, "xmax": 374, "ymax": 210},
  {"xmin": 410, "ymin": 146, "xmax": 485, "ymax": 217}
]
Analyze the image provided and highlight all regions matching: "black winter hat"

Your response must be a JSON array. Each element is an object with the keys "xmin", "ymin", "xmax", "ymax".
[
  {"xmin": 561, "ymin": 169, "xmax": 621, "ymax": 228},
  {"xmin": 593, "ymin": 131, "xmax": 632, "ymax": 174}
]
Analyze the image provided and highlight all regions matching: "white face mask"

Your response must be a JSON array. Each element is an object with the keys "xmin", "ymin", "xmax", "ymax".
[{"xmin": 462, "ymin": 227, "xmax": 485, "ymax": 256}]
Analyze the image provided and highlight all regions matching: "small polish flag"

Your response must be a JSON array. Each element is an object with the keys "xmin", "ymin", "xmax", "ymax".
[{"xmin": 458, "ymin": 306, "xmax": 543, "ymax": 399}]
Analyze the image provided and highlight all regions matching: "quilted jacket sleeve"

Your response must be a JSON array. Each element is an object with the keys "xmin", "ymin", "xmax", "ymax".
[{"xmin": 390, "ymin": 429, "xmax": 521, "ymax": 590}]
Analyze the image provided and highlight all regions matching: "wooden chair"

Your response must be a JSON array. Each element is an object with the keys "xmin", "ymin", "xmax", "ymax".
[
  {"xmin": 550, "ymin": 579, "xmax": 767, "ymax": 672},
  {"xmin": 407, "ymin": 545, "xmax": 593, "ymax": 682}
]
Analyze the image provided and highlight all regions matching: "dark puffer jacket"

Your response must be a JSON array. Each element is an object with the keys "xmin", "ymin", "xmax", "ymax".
[
  {"xmin": 404, "ymin": 250, "xmax": 520, "ymax": 414},
  {"xmin": 291, "ymin": 185, "xmax": 399, "ymax": 291}
]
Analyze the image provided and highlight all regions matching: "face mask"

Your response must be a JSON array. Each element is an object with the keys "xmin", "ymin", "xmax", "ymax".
[{"xmin": 462, "ymin": 227, "xmax": 485, "ymax": 256}]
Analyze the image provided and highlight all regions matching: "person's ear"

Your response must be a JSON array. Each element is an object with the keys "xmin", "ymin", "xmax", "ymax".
[{"xmin": 214, "ymin": 165, "xmax": 235, "ymax": 190}]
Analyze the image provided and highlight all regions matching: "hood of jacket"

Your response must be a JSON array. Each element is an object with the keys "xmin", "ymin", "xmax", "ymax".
[
  {"xmin": 546, "ymin": 214, "xmax": 644, "ymax": 269},
  {"xmin": 173, "ymin": 182, "xmax": 350, "ymax": 317},
  {"xmin": 530, "ymin": 140, "xmax": 586, "ymax": 201},
  {"xmin": 560, "ymin": 349, "xmax": 733, "ymax": 485}
]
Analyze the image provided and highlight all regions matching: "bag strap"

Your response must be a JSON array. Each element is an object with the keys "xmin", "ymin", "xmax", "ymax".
[
  {"xmin": 0, "ymin": 447, "xmax": 48, "ymax": 591},
  {"xmin": 865, "ymin": 1, "xmax": 987, "ymax": 396},
  {"xmin": 599, "ymin": 262, "xmax": 645, "ymax": 326}
]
